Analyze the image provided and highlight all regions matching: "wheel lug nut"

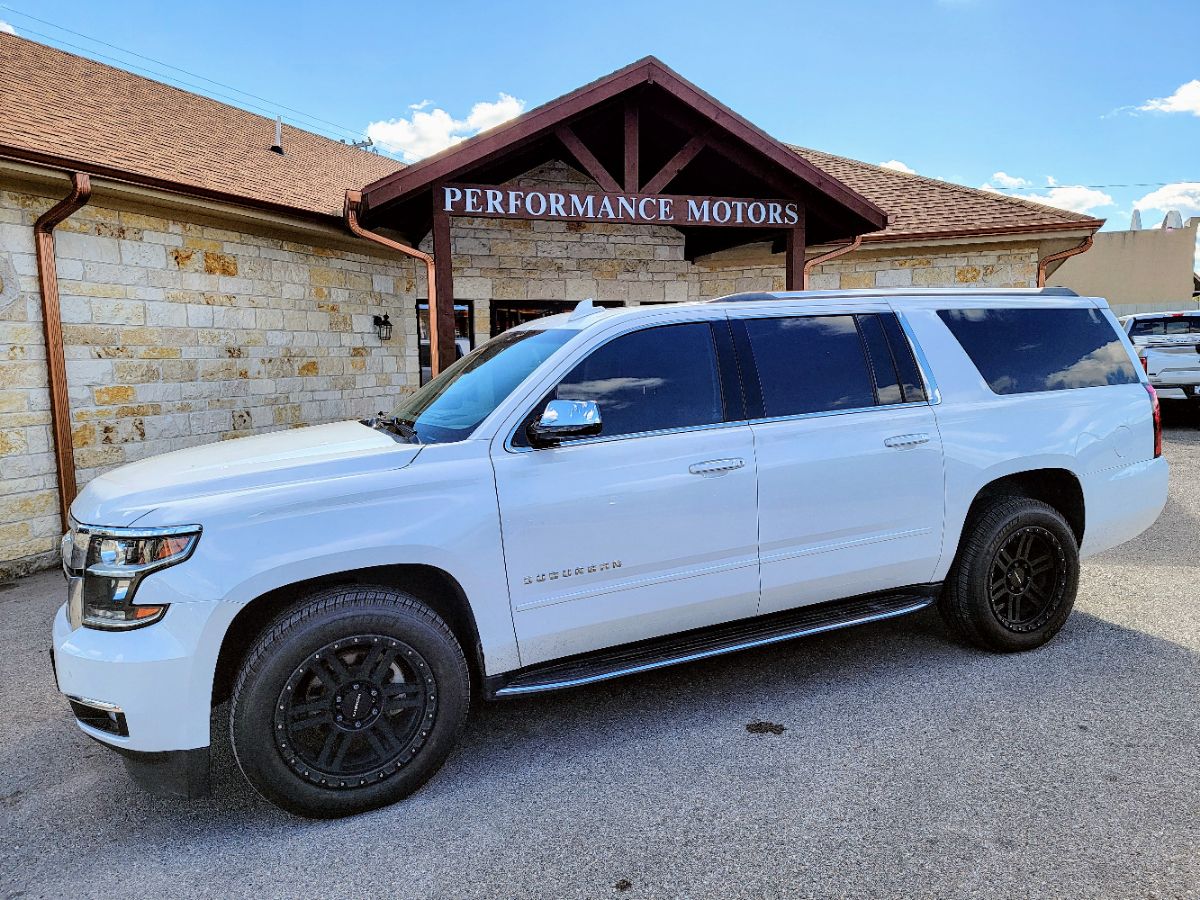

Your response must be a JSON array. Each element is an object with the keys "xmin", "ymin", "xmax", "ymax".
[{"xmin": 370, "ymin": 689, "xmax": 378, "ymax": 697}]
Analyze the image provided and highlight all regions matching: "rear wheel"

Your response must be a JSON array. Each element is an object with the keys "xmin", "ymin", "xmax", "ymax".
[
  {"xmin": 230, "ymin": 585, "xmax": 470, "ymax": 818},
  {"xmin": 939, "ymin": 496, "xmax": 1079, "ymax": 653}
]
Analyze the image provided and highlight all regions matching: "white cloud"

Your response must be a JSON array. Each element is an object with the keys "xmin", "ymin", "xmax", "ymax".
[
  {"xmin": 367, "ymin": 93, "xmax": 526, "ymax": 163},
  {"xmin": 979, "ymin": 172, "xmax": 1114, "ymax": 214},
  {"xmin": 1134, "ymin": 182, "xmax": 1200, "ymax": 218},
  {"xmin": 1138, "ymin": 80, "xmax": 1200, "ymax": 117},
  {"xmin": 0, "ymin": 20, "xmax": 16, "ymax": 35},
  {"xmin": 465, "ymin": 94, "xmax": 524, "ymax": 132},
  {"xmin": 879, "ymin": 160, "xmax": 916, "ymax": 174},
  {"xmin": 1134, "ymin": 182, "xmax": 1200, "ymax": 272},
  {"xmin": 988, "ymin": 171, "xmax": 1031, "ymax": 189},
  {"xmin": 1013, "ymin": 186, "xmax": 1115, "ymax": 214}
]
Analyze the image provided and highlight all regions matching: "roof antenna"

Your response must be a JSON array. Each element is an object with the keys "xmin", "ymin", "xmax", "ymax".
[{"xmin": 270, "ymin": 116, "xmax": 284, "ymax": 155}]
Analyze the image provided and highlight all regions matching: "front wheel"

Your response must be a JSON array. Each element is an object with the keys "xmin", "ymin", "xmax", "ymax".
[
  {"xmin": 230, "ymin": 586, "xmax": 470, "ymax": 818},
  {"xmin": 939, "ymin": 496, "xmax": 1079, "ymax": 653}
]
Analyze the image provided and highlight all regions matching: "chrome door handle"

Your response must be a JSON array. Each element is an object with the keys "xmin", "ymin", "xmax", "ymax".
[
  {"xmin": 689, "ymin": 458, "xmax": 745, "ymax": 475},
  {"xmin": 884, "ymin": 433, "xmax": 930, "ymax": 449}
]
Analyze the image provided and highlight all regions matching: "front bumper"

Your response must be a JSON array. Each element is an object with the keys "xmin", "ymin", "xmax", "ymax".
[{"xmin": 51, "ymin": 591, "xmax": 236, "ymax": 756}]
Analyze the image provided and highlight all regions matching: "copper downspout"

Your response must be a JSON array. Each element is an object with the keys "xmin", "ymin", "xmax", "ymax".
[
  {"xmin": 801, "ymin": 235, "xmax": 862, "ymax": 289},
  {"xmin": 1037, "ymin": 235, "xmax": 1093, "ymax": 287},
  {"xmin": 343, "ymin": 190, "xmax": 443, "ymax": 377},
  {"xmin": 34, "ymin": 171, "xmax": 92, "ymax": 531}
]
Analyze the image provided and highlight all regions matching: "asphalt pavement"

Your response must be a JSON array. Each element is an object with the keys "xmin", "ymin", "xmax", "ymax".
[{"xmin": 2, "ymin": 408, "xmax": 1198, "ymax": 899}]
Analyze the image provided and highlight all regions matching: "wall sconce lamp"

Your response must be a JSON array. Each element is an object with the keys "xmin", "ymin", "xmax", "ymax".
[{"xmin": 372, "ymin": 313, "xmax": 393, "ymax": 341}]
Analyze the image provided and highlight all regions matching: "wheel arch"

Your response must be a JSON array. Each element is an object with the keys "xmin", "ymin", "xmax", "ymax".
[
  {"xmin": 212, "ymin": 564, "xmax": 484, "ymax": 707},
  {"xmin": 965, "ymin": 467, "xmax": 1085, "ymax": 545}
]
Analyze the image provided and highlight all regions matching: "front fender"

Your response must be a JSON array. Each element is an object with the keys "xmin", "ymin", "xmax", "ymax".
[{"xmin": 134, "ymin": 441, "xmax": 519, "ymax": 688}]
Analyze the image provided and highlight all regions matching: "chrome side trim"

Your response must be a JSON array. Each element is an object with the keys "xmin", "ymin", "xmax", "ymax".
[
  {"xmin": 747, "ymin": 400, "xmax": 928, "ymax": 428},
  {"xmin": 505, "ymin": 417, "xmax": 745, "ymax": 454},
  {"xmin": 494, "ymin": 597, "xmax": 934, "ymax": 696}
]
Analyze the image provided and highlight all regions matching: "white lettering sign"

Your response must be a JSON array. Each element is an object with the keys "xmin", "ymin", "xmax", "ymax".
[{"xmin": 443, "ymin": 184, "xmax": 800, "ymax": 229}]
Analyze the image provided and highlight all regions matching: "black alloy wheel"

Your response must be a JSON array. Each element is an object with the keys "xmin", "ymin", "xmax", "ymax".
[
  {"xmin": 987, "ymin": 525, "xmax": 1067, "ymax": 633},
  {"xmin": 231, "ymin": 586, "xmax": 470, "ymax": 818},
  {"xmin": 938, "ymin": 496, "xmax": 1079, "ymax": 653},
  {"xmin": 274, "ymin": 635, "xmax": 437, "ymax": 789}
]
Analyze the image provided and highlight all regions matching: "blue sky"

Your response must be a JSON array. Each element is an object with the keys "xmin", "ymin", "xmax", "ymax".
[{"xmin": 3, "ymin": 0, "xmax": 1197, "ymax": 263}]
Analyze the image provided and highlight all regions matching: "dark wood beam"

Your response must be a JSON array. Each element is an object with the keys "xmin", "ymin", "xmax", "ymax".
[
  {"xmin": 555, "ymin": 125, "xmax": 621, "ymax": 192},
  {"xmin": 624, "ymin": 100, "xmax": 639, "ymax": 191},
  {"xmin": 641, "ymin": 131, "xmax": 709, "ymax": 195},
  {"xmin": 784, "ymin": 207, "xmax": 806, "ymax": 291},
  {"xmin": 430, "ymin": 191, "xmax": 457, "ymax": 377}
]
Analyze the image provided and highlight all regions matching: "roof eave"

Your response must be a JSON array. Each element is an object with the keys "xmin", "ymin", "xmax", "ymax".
[
  {"xmin": 0, "ymin": 144, "xmax": 341, "ymax": 224},
  {"xmin": 360, "ymin": 56, "xmax": 888, "ymax": 232}
]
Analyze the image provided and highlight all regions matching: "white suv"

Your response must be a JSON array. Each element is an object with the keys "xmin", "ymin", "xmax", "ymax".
[{"xmin": 52, "ymin": 288, "xmax": 1168, "ymax": 817}]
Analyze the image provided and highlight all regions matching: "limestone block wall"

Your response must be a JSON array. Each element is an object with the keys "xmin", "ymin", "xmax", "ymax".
[
  {"xmin": 691, "ymin": 241, "xmax": 1041, "ymax": 297},
  {"xmin": 0, "ymin": 181, "xmax": 419, "ymax": 575}
]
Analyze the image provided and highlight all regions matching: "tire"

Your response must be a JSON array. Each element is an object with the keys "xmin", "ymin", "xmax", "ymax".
[
  {"xmin": 938, "ymin": 496, "xmax": 1079, "ymax": 653},
  {"xmin": 230, "ymin": 585, "xmax": 470, "ymax": 818}
]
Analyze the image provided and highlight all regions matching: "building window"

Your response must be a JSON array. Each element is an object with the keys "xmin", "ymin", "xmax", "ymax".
[{"xmin": 489, "ymin": 300, "xmax": 575, "ymax": 338}]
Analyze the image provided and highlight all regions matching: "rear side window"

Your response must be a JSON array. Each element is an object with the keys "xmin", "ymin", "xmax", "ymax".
[
  {"xmin": 1129, "ymin": 316, "xmax": 1200, "ymax": 337},
  {"xmin": 743, "ymin": 315, "xmax": 876, "ymax": 416},
  {"xmin": 938, "ymin": 307, "xmax": 1139, "ymax": 395}
]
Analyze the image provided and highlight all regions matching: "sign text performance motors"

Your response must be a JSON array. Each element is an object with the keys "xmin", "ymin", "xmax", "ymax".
[{"xmin": 441, "ymin": 184, "xmax": 801, "ymax": 228}]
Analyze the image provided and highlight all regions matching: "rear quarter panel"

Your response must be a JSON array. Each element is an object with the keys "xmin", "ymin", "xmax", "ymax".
[{"xmin": 900, "ymin": 302, "xmax": 1162, "ymax": 577}]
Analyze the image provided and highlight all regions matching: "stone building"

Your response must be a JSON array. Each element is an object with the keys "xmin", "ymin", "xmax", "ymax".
[{"xmin": 0, "ymin": 35, "xmax": 1102, "ymax": 576}]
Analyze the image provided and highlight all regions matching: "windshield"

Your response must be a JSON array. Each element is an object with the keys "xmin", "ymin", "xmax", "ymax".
[{"xmin": 391, "ymin": 329, "xmax": 574, "ymax": 444}]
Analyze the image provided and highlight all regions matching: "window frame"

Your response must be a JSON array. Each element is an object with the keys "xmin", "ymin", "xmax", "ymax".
[
  {"xmin": 504, "ymin": 318, "xmax": 745, "ymax": 452},
  {"xmin": 729, "ymin": 311, "xmax": 936, "ymax": 425}
]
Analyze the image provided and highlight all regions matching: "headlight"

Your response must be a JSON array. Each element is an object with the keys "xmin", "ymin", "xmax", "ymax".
[{"xmin": 63, "ymin": 521, "xmax": 201, "ymax": 630}]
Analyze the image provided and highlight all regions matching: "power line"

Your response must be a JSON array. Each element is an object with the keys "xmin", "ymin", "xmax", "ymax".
[
  {"xmin": 989, "ymin": 181, "xmax": 1200, "ymax": 192},
  {"xmin": 0, "ymin": 4, "xmax": 371, "ymax": 142}
]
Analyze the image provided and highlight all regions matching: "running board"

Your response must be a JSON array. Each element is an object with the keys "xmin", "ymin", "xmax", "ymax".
[{"xmin": 489, "ymin": 588, "xmax": 938, "ymax": 697}]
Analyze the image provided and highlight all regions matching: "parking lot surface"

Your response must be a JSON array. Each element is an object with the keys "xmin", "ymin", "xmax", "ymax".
[{"xmin": 2, "ymin": 412, "xmax": 1198, "ymax": 899}]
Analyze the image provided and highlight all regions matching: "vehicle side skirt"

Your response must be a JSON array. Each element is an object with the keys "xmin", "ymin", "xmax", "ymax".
[{"xmin": 486, "ymin": 584, "xmax": 941, "ymax": 698}]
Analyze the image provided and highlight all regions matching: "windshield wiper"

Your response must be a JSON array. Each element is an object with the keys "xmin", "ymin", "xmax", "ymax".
[{"xmin": 363, "ymin": 413, "xmax": 421, "ymax": 444}]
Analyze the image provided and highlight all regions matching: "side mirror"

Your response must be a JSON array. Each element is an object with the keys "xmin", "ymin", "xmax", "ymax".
[{"xmin": 527, "ymin": 399, "xmax": 602, "ymax": 448}]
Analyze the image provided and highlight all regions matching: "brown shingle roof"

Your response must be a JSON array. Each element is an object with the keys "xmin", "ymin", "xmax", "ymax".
[
  {"xmin": 0, "ymin": 33, "xmax": 1102, "ymax": 242},
  {"xmin": 0, "ymin": 32, "xmax": 402, "ymax": 219},
  {"xmin": 793, "ymin": 147, "xmax": 1102, "ymax": 242}
]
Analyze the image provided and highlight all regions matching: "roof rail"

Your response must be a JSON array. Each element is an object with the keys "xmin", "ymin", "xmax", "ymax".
[{"xmin": 707, "ymin": 287, "xmax": 1080, "ymax": 302}]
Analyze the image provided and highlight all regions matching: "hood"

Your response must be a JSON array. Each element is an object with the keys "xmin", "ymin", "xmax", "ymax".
[{"xmin": 72, "ymin": 420, "xmax": 422, "ymax": 526}]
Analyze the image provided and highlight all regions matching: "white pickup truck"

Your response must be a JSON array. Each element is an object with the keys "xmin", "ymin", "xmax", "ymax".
[
  {"xmin": 1122, "ymin": 311, "xmax": 1200, "ymax": 402},
  {"xmin": 52, "ymin": 288, "xmax": 1168, "ymax": 817}
]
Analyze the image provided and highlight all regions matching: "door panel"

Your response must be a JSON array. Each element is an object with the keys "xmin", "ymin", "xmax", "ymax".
[
  {"xmin": 493, "ymin": 426, "xmax": 760, "ymax": 665},
  {"xmin": 753, "ymin": 404, "xmax": 944, "ymax": 614}
]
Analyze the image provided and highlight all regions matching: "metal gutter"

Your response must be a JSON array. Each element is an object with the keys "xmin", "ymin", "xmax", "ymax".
[
  {"xmin": 801, "ymin": 235, "xmax": 862, "ymax": 288},
  {"xmin": 1037, "ymin": 235, "xmax": 1094, "ymax": 287},
  {"xmin": 343, "ymin": 189, "xmax": 445, "ymax": 377},
  {"xmin": 34, "ymin": 171, "xmax": 91, "ymax": 530}
]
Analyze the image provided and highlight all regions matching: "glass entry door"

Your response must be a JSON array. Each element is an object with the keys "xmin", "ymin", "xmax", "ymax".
[{"xmin": 417, "ymin": 301, "xmax": 474, "ymax": 385}]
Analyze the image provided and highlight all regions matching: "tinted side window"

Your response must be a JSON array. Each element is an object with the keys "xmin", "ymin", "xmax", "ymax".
[
  {"xmin": 855, "ymin": 314, "xmax": 903, "ymax": 405},
  {"xmin": 879, "ymin": 313, "xmax": 928, "ymax": 402},
  {"xmin": 550, "ymin": 322, "xmax": 723, "ymax": 439},
  {"xmin": 744, "ymin": 315, "xmax": 876, "ymax": 416},
  {"xmin": 938, "ymin": 307, "xmax": 1139, "ymax": 395}
]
